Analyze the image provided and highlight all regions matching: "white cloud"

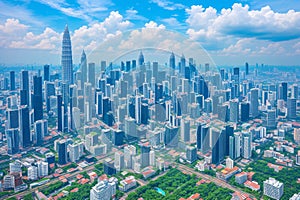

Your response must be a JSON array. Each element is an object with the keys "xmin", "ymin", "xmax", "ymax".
[
  {"xmin": 150, "ymin": 0, "xmax": 185, "ymax": 11},
  {"xmin": 125, "ymin": 9, "xmax": 148, "ymax": 21}
]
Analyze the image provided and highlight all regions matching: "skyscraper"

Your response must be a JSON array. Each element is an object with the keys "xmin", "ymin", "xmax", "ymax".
[
  {"xmin": 57, "ymin": 139, "xmax": 68, "ymax": 165},
  {"xmin": 245, "ymin": 62, "xmax": 249, "ymax": 75},
  {"xmin": 19, "ymin": 105, "xmax": 31, "ymax": 148},
  {"xmin": 33, "ymin": 76, "xmax": 43, "ymax": 122},
  {"xmin": 241, "ymin": 102, "xmax": 250, "ymax": 122},
  {"xmin": 80, "ymin": 50, "xmax": 87, "ymax": 89},
  {"xmin": 169, "ymin": 52, "xmax": 175, "ymax": 69},
  {"xmin": 44, "ymin": 64, "xmax": 50, "ymax": 81},
  {"xmin": 20, "ymin": 70, "xmax": 29, "ymax": 106},
  {"xmin": 61, "ymin": 25, "xmax": 73, "ymax": 84},
  {"xmin": 250, "ymin": 88, "xmax": 259, "ymax": 118},
  {"xmin": 6, "ymin": 129, "xmax": 19, "ymax": 155},
  {"xmin": 10, "ymin": 71, "xmax": 15, "ymax": 91}
]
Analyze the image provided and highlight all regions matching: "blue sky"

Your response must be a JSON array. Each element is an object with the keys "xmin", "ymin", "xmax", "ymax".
[{"xmin": 0, "ymin": 0, "xmax": 300, "ymax": 66}]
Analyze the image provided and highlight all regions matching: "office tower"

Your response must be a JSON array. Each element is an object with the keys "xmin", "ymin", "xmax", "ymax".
[
  {"xmin": 292, "ymin": 84, "xmax": 298, "ymax": 99},
  {"xmin": 211, "ymin": 128, "xmax": 221, "ymax": 164},
  {"xmin": 72, "ymin": 107, "xmax": 80, "ymax": 130},
  {"xmin": 37, "ymin": 161, "xmax": 48, "ymax": 177},
  {"xmin": 149, "ymin": 150, "xmax": 155, "ymax": 166},
  {"xmin": 281, "ymin": 82, "xmax": 288, "ymax": 101},
  {"xmin": 6, "ymin": 129, "xmax": 19, "ymax": 154},
  {"xmin": 10, "ymin": 71, "xmax": 15, "ymax": 90},
  {"xmin": 245, "ymin": 62, "xmax": 249, "ymax": 75},
  {"xmin": 263, "ymin": 178, "xmax": 284, "ymax": 200},
  {"xmin": 88, "ymin": 63, "xmax": 96, "ymax": 88},
  {"xmin": 141, "ymin": 103, "xmax": 149, "ymax": 125},
  {"xmin": 262, "ymin": 90, "xmax": 268, "ymax": 105},
  {"xmin": 135, "ymin": 95, "xmax": 141, "ymax": 124},
  {"xmin": 180, "ymin": 54, "xmax": 186, "ymax": 74},
  {"xmin": 124, "ymin": 145, "xmax": 136, "ymax": 169},
  {"xmin": 57, "ymin": 94, "xmax": 63, "ymax": 132},
  {"xmin": 241, "ymin": 102, "xmax": 250, "ymax": 122},
  {"xmin": 250, "ymin": 88, "xmax": 259, "ymax": 118},
  {"xmin": 287, "ymin": 98, "xmax": 297, "ymax": 119},
  {"xmin": 61, "ymin": 25, "xmax": 73, "ymax": 84},
  {"xmin": 19, "ymin": 106, "xmax": 31, "ymax": 148},
  {"xmin": 85, "ymin": 132, "xmax": 99, "ymax": 152},
  {"xmin": 230, "ymin": 99, "xmax": 239, "ymax": 122},
  {"xmin": 90, "ymin": 180, "xmax": 116, "ymax": 200},
  {"xmin": 62, "ymin": 82, "xmax": 69, "ymax": 132},
  {"xmin": 33, "ymin": 76, "xmax": 43, "ymax": 122},
  {"xmin": 164, "ymin": 125, "xmax": 179, "ymax": 148},
  {"xmin": 45, "ymin": 82, "xmax": 55, "ymax": 112},
  {"xmin": 186, "ymin": 146, "xmax": 197, "ymax": 163},
  {"xmin": 229, "ymin": 136, "xmax": 235, "ymax": 159},
  {"xmin": 226, "ymin": 157, "xmax": 234, "ymax": 169},
  {"xmin": 28, "ymin": 166, "xmax": 38, "ymax": 180},
  {"xmin": 112, "ymin": 130, "xmax": 124, "ymax": 146},
  {"xmin": 80, "ymin": 50, "xmax": 87, "ymax": 88},
  {"xmin": 69, "ymin": 142, "xmax": 84, "ymax": 162},
  {"xmin": 241, "ymin": 131, "xmax": 252, "ymax": 159},
  {"xmin": 114, "ymin": 151, "xmax": 125, "ymax": 171},
  {"xmin": 140, "ymin": 143, "xmax": 150, "ymax": 168},
  {"xmin": 57, "ymin": 139, "xmax": 68, "ymax": 165},
  {"xmin": 234, "ymin": 132, "xmax": 241, "ymax": 158},
  {"xmin": 33, "ymin": 120, "xmax": 46, "ymax": 145},
  {"xmin": 181, "ymin": 118, "xmax": 190, "ymax": 142},
  {"xmin": 169, "ymin": 52, "xmax": 175, "ymax": 70},
  {"xmin": 138, "ymin": 51, "xmax": 144, "ymax": 67},
  {"xmin": 233, "ymin": 67, "xmax": 239, "ymax": 83},
  {"xmin": 196, "ymin": 124, "xmax": 210, "ymax": 154},
  {"xmin": 44, "ymin": 64, "xmax": 50, "ymax": 81},
  {"xmin": 266, "ymin": 109, "xmax": 276, "ymax": 128},
  {"xmin": 7, "ymin": 108, "xmax": 19, "ymax": 129},
  {"xmin": 20, "ymin": 70, "xmax": 29, "ymax": 106}
]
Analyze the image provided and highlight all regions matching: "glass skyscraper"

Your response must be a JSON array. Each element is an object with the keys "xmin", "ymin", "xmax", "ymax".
[{"xmin": 61, "ymin": 25, "xmax": 73, "ymax": 84}]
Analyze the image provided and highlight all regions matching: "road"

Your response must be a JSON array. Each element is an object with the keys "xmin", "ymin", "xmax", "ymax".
[
  {"xmin": 6, "ymin": 153, "xmax": 114, "ymax": 199},
  {"xmin": 177, "ymin": 164, "xmax": 255, "ymax": 199}
]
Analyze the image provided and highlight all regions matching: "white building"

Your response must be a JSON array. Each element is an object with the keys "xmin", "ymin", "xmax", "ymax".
[
  {"xmin": 119, "ymin": 176, "xmax": 137, "ymax": 192},
  {"xmin": 263, "ymin": 177, "xmax": 284, "ymax": 200},
  {"xmin": 69, "ymin": 142, "xmax": 84, "ymax": 162},
  {"xmin": 149, "ymin": 150, "xmax": 155, "ymax": 166},
  {"xmin": 28, "ymin": 166, "xmax": 38, "ymax": 180},
  {"xmin": 9, "ymin": 161, "xmax": 22, "ymax": 174},
  {"xmin": 226, "ymin": 157, "xmax": 234, "ymax": 169},
  {"xmin": 37, "ymin": 161, "xmax": 48, "ymax": 177},
  {"xmin": 90, "ymin": 180, "xmax": 116, "ymax": 200},
  {"xmin": 124, "ymin": 145, "xmax": 136, "ymax": 169},
  {"xmin": 114, "ymin": 151, "xmax": 124, "ymax": 171}
]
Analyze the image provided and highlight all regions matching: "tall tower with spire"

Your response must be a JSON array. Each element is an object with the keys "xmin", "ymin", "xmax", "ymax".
[
  {"xmin": 80, "ymin": 50, "xmax": 87, "ymax": 89},
  {"xmin": 138, "ymin": 51, "xmax": 144, "ymax": 66},
  {"xmin": 61, "ymin": 25, "xmax": 73, "ymax": 84}
]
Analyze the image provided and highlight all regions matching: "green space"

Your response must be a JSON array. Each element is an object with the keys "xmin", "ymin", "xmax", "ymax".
[
  {"xmin": 126, "ymin": 168, "xmax": 232, "ymax": 200},
  {"xmin": 40, "ymin": 181, "xmax": 68, "ymax": 196},
  {"xmin": 245, "ymin": 159, "xmax": 300, "ymax": 200},
  {"xmin": 62, "ymin": 163, "xmax": 77, "ymax": 172},
  {"xmin": 0, "ymin": 191, "xmax": 14, "ymax": 199},
  {"xmin": 61, "ymin": 181, "xmax": 98, "ymax": 200}
]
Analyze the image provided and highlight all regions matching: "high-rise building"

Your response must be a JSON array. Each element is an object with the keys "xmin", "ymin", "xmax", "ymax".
[
  {"xmin": 186, "ymin": 146, "xmax": 197, "ymax": 163},
  {"xmin": 241, "ymin": 131, "xmax": 252, "ymax": 159},
  {"xmin": 294, "ymin": 128, "xmax": 300, "ymax": 144},
  {"xmin": 250, "ymin": 88, "xmax": 259, "ymax": 118},
  {"xmin": 114, "ymin": 151, "xmax": 125, "ymax": 171},
  {"xmin": 226, "ymin": 157, "xmax": 234, "ymax": 169},
  {"xmin": 90, "ymin": 180, "xmax": 116, "ymax": 200},
  {"xmin": 9, "ymin": 161, "xmax": 21, "ymax": 174},
  {"xmin": 33, "ymin": 120, "xmax": 47, "ymax": 145},
  {"xmin": 181, "ymin": 118, "xmax": 190, "ymax": 142},
  {"xmin": 292, "ymin": 84, "xmax": 298, "ymax": 99},
  {"xmin": 33, "ymin": 76, "xmax": 43, "ymax": 122},
  {"xmin": 169, "ymin": 52, "xmax": 175, "ymax": 70},
  {"xmin": 140, "ymin": 143, "xmax": 150, "ymax": 168},
  {"xmin": 241, "ymin": 102, "xmax": 250, "ymax": 122},
  {"xmin": 28, "ymin": 166, "xmax": 38, "ymax": 180},
  {"xmin": 287, "ymin": 98, "xmax": 296, "ymax": 119},
  {"xmin": 6, "ymin": 129, "xmax": 19, "ymax": 155},
  {"xmin": 57, "ymin": 139, "xmax": 68, "ymax": 165},
  {"xmin": 44, "ymin": 64, "xmax": 50, "ymax": 81},
  {"xmin": 263, "ymin": 178, "xmax": 284, "ymax": 200},
  {"xmin": 37, "ymin": 161, "xmax": 48, "ymax": 177},
  {"xmin": 266, "ymin": 109, "xmax": 276, "ymax": 129},
  {"xmin": 20, "ymin": 70, "xmax": 29, "ymax": 106},
  {"xmin": 88, "ymin": 63, "xmax": 96, "ymax": 88},
  {"xmin": 196, "ymin": 124, "xmax": 210, "ymax": 153},
  {"xmin": 19, "ymin": 105, "xmax": 31, "ymax": 148},
  {"xmin": 7, "ymin": 108, "xmax": 19, "ymax": 129},
  {"xmin": 230, "ymin": 99, "xmax": 239, "ymax": 122},
  {"xmin": 164, "ymin": 125, "xmax": 179, "ymax": 148},
  {"xmin": 10, "ymin": 71, "xmax": 15, "ymax": 91},
  {"xmin": 245, "ymin": 62, "xmax": 249, "ymax": 75},
  {"xmin": 80, "ymin": 50, "xmax": 87, "ymax": 89},
  {"xmin": 69, "ymin": 142, "xmax": 84, "ymax": 162},
  {"xmin": 234, "ymin": 132, "xmax": 241, "ymax": 158},
  {"xmin": 61, "ymin": 25, "xmax": 73, "ymax": 84},
  {"xmin": 124, "ymin": 145, "xmax": 136, "ymax": 169},
  {"xmin": 281, "ymin": 82, "xmax": 288, "ymax": 101},
  {"xmin": 57, "ymin": 94, "xmax": 63, "ymax": 132},
  {"xmin": 138, "ymin": 51, "xmax": 144, "ymax": 66},
  {"xmin": 45, "ymin": 82, "xmax": 55, "ymax": 112}
]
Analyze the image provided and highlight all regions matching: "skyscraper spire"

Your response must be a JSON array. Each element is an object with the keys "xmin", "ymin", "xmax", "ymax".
[
  {"xmin": 62, "ymin": 24, "xmax": 73, "ymax": 84},
  {"xmin": 138, "ymin": 51, "xmax": 144, "ymax": 66}
]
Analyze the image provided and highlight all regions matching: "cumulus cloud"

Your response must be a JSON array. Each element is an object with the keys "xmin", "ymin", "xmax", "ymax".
[{"xmin": 186, "ymin": 3, "xmax": 300, "ymax": 42}]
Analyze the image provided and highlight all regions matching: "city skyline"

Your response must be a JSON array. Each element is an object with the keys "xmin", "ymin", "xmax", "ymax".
[{"xmin": 0, "ymin": 0, "xmax": 300, "ymax": 66}]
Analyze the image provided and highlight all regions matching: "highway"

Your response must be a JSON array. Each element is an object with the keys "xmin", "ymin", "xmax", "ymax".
[{"xmin": 177, "ymin": 164, "xmax": 255, "ymax": 199}]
